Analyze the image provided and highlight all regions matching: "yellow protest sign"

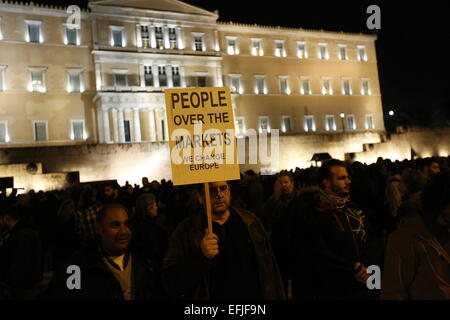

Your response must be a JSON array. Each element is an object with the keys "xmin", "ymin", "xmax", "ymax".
[{"xmin": 165, "ymin": 87, "xmax": 240, "ymax": 186}]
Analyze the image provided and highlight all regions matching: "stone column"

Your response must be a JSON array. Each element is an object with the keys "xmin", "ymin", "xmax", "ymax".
[
  {"xmin": 213, "ymin": 30, "xmax": 220, "ymax": 52},
  {"xmin": 117, "ymin": 109, "xmax": 125, "ymax": 143},
  {"xmin": 176, "ymin": 27, "xmax": 183, "ymax": 49},
  {"xmin": 95, "ymin": 63, "xmax": 102, "ymax": 91},
  {"xmin": 163, "ymin": 26, "xmax": 170, "ymax": 49},
  {"xmin": 133, "ymin": 108, "xmax": 141, "ymax": 142},
  {"xmin": 148, "ymin": 108, "xmax": 156, "ymax": 141},
  {"xmin": 155, "ymin": 109, "xmax": 162, "ymax": 141},
  {"xmin": 167, "ymin": 65, "xmax": 173, "ymax": 88},
  {"xmin": 139, "ymin": 64, "xmax": 145, "ymax": 88},
  {"xmin": 215, "ymin": 65, "xmax": 223, "ymax": 87},
  {"xmin": 97, "ymin": 109, "xmax": 104, "ymax": 143},
  {"xmin": 136, "ymin": 24, "xmax": 142, "ymax": 48},
  {"xmin": 152, "ymin": 64, "xmax": 160, "ymax": 88},
  {"xmin": 180, "ymin": 66, "xmax": 186, "ymax": 87},
  {"xmin": 112, "ymin": 109, "xmax": 119, "ymax": 143},
  {"xmin": 102, "ymin": 109, "xmax": 111, "ymax": 143},
  {"xmin": 150, "ymin": 24, "xmax": 156, "ymax": 48}
]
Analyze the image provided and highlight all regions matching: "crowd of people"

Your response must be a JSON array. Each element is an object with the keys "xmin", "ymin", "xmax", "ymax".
[{"xmin": 0, "ymin": 156, "xmax": 449, "ymax": 300}]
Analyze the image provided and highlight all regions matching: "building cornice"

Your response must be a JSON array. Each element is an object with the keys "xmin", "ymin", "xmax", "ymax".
[
  {"xmin": 217, "ymin": 21, "xmax": 377, "ymax": 42},
  {"xmin": 92, "ymin": 49, "xmax": 223, "ymax": 64},
  {"xmin": 90, "ymin": 11, "xmax": 217, "ymax": 29},
  {"xmin": 94, "ymin": 91, "xmax": 166, "ymax": 110},
  {"xmin": 0, "ymin": 0, "xmax": 90, "ymax": 18},
  {"xmin": 89, "ymin": 4, "xmax": 218, "ymax": 25}
]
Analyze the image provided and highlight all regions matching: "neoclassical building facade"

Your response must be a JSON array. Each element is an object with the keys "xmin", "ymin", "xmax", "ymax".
[{"xmin": 0, "ymin": 0, "xmax": 384, "ymax": 149}]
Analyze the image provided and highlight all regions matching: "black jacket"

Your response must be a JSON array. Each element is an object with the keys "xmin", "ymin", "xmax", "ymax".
[
  {"xmin": 307, "ymin": 192, "xmax": 381, "ymax": 299},
  {"xmin": 161, "ymin": 206, "xmax": 285, "ymax": 300},
  {"xmin": 0, "ymin": 222, "xmax": 42, "ymax": 299},
  {"xmin": 47, "ymin": 245, "xmax": 162, "ymax": 300}
]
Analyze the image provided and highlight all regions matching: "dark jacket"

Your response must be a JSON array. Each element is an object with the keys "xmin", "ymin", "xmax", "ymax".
[
  {"xmin": 260, "ymin": 193, "xmax": 296, "ymax": 290},
  {"xmin": 47, "ymin": 245, "xmax": 161, "ymax": 300},
  {"xmin": 381, "ymin": 213, "xmax": 450, "ymax": 300},
  {"xmin": 308, "ymin": 193, "xmax": 381, "ymax": 299},
  {"xmin": 0, "ymin": 221, "xmax": 43, "ymax": 299},
  {"xmin": 131, "ymin": 215, "xmax": 169, "ymax": 269},
  {"xmin": 161, "ymin": 206, "xmax": 285, "ymax": 300}
]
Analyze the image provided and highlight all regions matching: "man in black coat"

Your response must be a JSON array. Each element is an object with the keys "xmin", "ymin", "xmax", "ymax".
[
  {"xmin": 301, "ymin": 159, "xmax": 381, "ymax": 299},
  {"xmin": 47, "ymin": 203, "xmax": 161, "ymax": 300},
  {"xmin": 161, "ymin": 181, "xmax": 285, "ymax": 300}
]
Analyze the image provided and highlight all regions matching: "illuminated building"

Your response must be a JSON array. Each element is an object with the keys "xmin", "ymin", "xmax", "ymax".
[{"xmin": 0, "ymin": 0, "xmax": 390, "ymax": 187}]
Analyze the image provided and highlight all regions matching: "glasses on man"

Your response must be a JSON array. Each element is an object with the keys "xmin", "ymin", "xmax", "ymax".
[{"xmin": 209, "ymin": 185, "xmax": 229, "ymax": 197}]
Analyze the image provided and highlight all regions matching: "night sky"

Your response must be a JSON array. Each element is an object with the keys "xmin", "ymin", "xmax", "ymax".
[{"xmin": 19, "ymin": 0, "xmax": 450, "ymax": 127}]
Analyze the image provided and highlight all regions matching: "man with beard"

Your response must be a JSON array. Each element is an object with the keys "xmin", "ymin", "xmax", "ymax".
[
  {"xmin": 161, "ymin": 181, "xmax": 285, "ymax": 300},
  {"xmin": 47, "ymin": 203, "xmax": 160, "ymax": 300},
  {"xmin": 304, "ymin": 159, "xmax": 380, "ymax": 299},
  {"xmin": 420, "ymin": 157, "xmax": 441, "ymax": 181}
]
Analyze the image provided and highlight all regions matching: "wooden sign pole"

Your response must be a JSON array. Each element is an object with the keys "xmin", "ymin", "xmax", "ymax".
[{"xmin": 204, "ymin": 182, "xmax": 213, "ymax": 235}]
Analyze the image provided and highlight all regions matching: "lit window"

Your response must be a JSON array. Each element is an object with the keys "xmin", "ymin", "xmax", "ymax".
[
  {"xmin": 65, "ymin": 25, "xmax": 79, "ymax": 45},
  {"xmin": 235, "ymin": 117, "xmax": 245, "ymax": 135},
  {"xmin": 113, "ymin": 70, "xmax": 128, "ymax": 87},
  {"xmin": 192, "ymin": 33, "xmax": 205, "ymax": 52},
  {"xmin": 297, "ymin": 41, "xmax": 308, "ymax": 59},
  {"xmin": 159, "ymin": 66, "xmax": 167, "ymax": 87},
  {"xmin": 155, "ymin": 26, "xmax": 164, "ymax": 49},
  {"xmin": 67, "ymin": 70, "xmax": 82, "ymax": 93},
  {"xmin": 0, "ymin": 121, "xmax": 9, "ymax": 143},
  {"xmin": 140, "ymin": 25, "xmax": 150, "ymax": 48},
  {"xmin": 29, "ymin": 68, "xmax": 46, "ymax": 92},
  {"xmin": 172, "ymin": 66, "xmax": 181, "ymax": 87},
  {"xmin": 365, "ymin": 114, "xmax": 374, "ymax": 129},
  {"xmin": 71, "ymin": 120, "xmax": 85, "ymax": 141},
  {"xmin": 357, "ymin": 45, "xmax": 367, "ymax": 61},
  {"xmin": 342, "ymin": 79, "xmax": 352, "ymax": 95},
  {"xmin": 124, "ymin": 119, "xmax": 131, "ymax": 142},
  {"xmin": 279, "ymin": 77, "xmax": 290, "ymax": 95},
  {"xmin": 325, "ymin": 115, "xmax": 336, "ymax": 131},
  {"xmin": 196, "ymin": 75, "xmax": 207, "ymax": 87},
  {"xmin": 169, "ymin": 27, "xmax": 177, "ymax": 49},
  {"xmin": 321, "ymin": 78, "xmax": 333, "ymax": 95},
  {"xmin": 361, "ymin": 78, "xmax": 371, "ymax": 95},
  {"xmin": 282, "ymin": 116, "xmax": 292, "ymax": 133},
  {"xmin": 254, "ymin": 76, "xmax": 266, "ymax": 94},
  {"xmin": 347, "ymin": 114, "xmax": 356, "ymax": 130},
  {"xmin": 110, "ymin": 26, "xmax": 124, "ymax": 47},
  {"xmin": 318, "ymin": 43, "xmax": 328, "ymax": 60},
  {"xmin": 259, "ymin": 116, "xmax": 270, "ymax": 133},
  {"xmin": 338, "ymin": 44, "xmax": 347, "ymax": 60},
  {"xmin": 251, "ymin": 39, "xmax": 263, "ymax": 56},
  {"xmin": 229, "ymin": 75, "xmax": 242, "ymax": 94},
  {"xmin": 34, "ymin": 121, "xmax": 48, "ymax": 141},
  {"xmin": 304, "ymin": 115, "xmax": 316, "ymax": 132},
  {"xmin": 26, "ymin": 20, "xmax": 42, "ymax": 43},
  {"xmin": 301, "ymin": 77, "xmax": 311, "ymax": 95},
  {"xmin": 0, "ymin": 65, "xmax": 6, "ymax": 91},
  {"xmin": 274, "ymin": 40, "xmax": 286, "ymax": 57},
  {"xmin": 144, "ymin": 66, "xmax": 153, "ymax": 86},
  {"xmin": 226, "ymin": 37, "xmax": 238, "ymax": 55}
]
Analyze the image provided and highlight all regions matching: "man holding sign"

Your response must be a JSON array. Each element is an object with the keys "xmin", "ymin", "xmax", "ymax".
[
  {"xmin": 162, "ymin": 87, "xmax": 283, "ymax": 299},
  {"xmin": 161, "ymin": 180, "xmax": 285, "ymax": 300}
]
